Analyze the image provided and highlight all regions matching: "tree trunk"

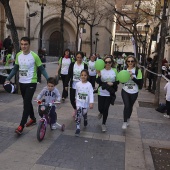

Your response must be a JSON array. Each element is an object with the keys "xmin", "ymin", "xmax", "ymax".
[
  {"xmin": 76, "ymin": 16, "xmax": 79, "ymax": 52},
  {"xmin": 60, "ymin": 0, "xmax": 66, "ymax": 56},
  {"xmin": 0, "ymin": 0, "xmax": 20, "ymax": 94},
  {"xmin": 90, "ymin": 26, "xmax": 93, "ymax": 54},
  {"xmin": 154, "ymin": 0, "xmax": 167, "ymax": 107}
]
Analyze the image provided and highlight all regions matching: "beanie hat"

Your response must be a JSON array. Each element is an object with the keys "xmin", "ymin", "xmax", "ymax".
[{"xmin": 3, "ymin": 83, "xmax": 15, "ymax": 93}]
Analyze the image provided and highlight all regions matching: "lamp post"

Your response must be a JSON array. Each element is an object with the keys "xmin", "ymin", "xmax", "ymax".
[
  {"xmin": 144, "ymin": 23, "xmax": 150, "ymax": 65},
  {"xmin": 95, "ymin": 32, "xmax": 99, "ymax": 54},
  {"xmin": 78, "ymin": 20, "xmax": 85, "ymax": 51},
  {"xmin": 110, "ymin": 37, "xmax": 113, "ymax": 55},
  {"xmin": 39, "ymin": 0, "xmax": 47, "ymax": 50}
]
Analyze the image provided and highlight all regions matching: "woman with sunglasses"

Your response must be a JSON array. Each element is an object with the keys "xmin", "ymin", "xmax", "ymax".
[
  {"xmin": 121, "ymin": 55, "xmax": 143, "ymax": 129},
  {"xmin": 96, "ymin": 57, "xmax": 118, "ymax": 132},
  {"xmin": 65, "ymin": 51, "xmax": 88, "ymax": 118}
]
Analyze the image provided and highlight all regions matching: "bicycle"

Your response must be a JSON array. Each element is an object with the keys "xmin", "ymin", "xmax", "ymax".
[{"xmin": 35, "ymin": 99, "xmax": 65, "ymax": 142}]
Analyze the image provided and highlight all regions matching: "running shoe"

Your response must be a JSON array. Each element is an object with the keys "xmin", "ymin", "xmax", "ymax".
[
  {"xmin": 164, "ymin": 115, "xmax": 170, "ymax": 119},
  {"xmin": 122, "ymin": 122, "xmax": 127, "ymax": 129},
  {"xmin": 25, "ymin": 118, "xmax": 36, "ymax": 127},
  {"xmin": 75, "ymin": 129, "xmax": 80, "ymax": 137},
  {"xmin": 51, "ymin": 123, "xmax": 57, "ymax": 130},
  {"xmin": 101, "ymin": 124, "xmax": 107, "ymax": 132},
  {"xmin": 15, "ymin": 126, "xmax": 23, "ymax": 135}
]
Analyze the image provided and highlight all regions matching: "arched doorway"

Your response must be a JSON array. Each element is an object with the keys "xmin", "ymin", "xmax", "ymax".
[{"xmin": 49, "ymin": 31, "xmax": 61, "ymax": 56}]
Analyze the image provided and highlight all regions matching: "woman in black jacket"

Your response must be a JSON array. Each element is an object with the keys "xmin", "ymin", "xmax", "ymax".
[{"xmin": 65, "ymin": 51, "xmax": 88, "ymax": 117}]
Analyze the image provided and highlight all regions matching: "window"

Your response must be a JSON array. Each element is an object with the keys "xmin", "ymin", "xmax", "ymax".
[{"xmin": 121, "ymin": 36, "xmax": 130, "ymax": 41}]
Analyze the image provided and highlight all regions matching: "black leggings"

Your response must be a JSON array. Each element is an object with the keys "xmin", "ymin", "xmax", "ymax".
[
  {"xmin": 121, "ymin": 89, "xmax": 138, "ymax": 122},
  {"xmin": 60, "ymin": 74, "xmax": 68, "ymax": 98},
  {"xmin": 89, "ymin": 76, "xmax": 96, "ymax": 88},
  {"xmin": 70, "ymin": 88, "xmax": 76, "ymax": 110},
  {"xmin": 98, "ymin": 95, "xmax": 111, "ymax": 125},
  {"xmin": 166, "ymin": 100, "xmax": 170, "ymax": 116},
  {"xmin": 20, "ymin": 83, "xmax": 37, "ymax": 127}
]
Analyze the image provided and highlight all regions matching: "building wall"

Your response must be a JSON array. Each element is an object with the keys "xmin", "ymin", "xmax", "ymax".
[{"xmin": 0, "ymin": 3, "xmax": 5, "ymax": 41}]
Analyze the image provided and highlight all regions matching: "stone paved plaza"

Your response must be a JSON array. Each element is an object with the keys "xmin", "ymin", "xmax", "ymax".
[{"xmin": 0, "ymin": 60, "xmax": 170, "ymax": 170}]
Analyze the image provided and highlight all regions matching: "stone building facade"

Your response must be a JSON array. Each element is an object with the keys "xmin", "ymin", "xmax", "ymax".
[{"xmin": 0, "ymin": 0, "xmax": 114, "ymax": 57}]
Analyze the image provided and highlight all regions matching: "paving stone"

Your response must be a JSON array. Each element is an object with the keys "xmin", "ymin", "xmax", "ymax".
[
  {"xmin": 139, "ymin": 122, "xmax": 170, "ymax": 141},
  {"xmin": 37, "ymin": 134, "xmax": 125, "ymax": 170},
  {"xmin": 67, "ymin": 115, "xmax": 125, "ymax": 136},
  {"xmin": 137, "ymin": 107, "xmax": 165, "ymax": 120},
  {"xmin": 0, "ymin": 125, "xmax": 20, "ymax": 153}
]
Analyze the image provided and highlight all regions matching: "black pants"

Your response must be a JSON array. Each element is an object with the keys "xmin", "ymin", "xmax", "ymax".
[
  {"xmin": 89, "ymin": 76, "xmax": 96, "ymax": 88},
  {"xmin": 49, "ymin": 106, "xmax": 57, "ymax": 124},
  {"xmin": 166, "ymin": 100, "xmax": 170, "ymax": 116},
  {"xmin": 60, "ymin": 74, "xmax": 68, "ymax": 98},
  {"xmin": 20, "ymin": 83, "xmax": 37, "ymax": 127},
  {"xmin": 70, "ymin": 88, "xmax": 76, "ymax": 109},
  {"xmin": 121, "ymin": 89, "xmax": 138, "ymax": 122},
  {"xmin": 98, "ymin": 95, "xmax": 111, "ymax": 125}
]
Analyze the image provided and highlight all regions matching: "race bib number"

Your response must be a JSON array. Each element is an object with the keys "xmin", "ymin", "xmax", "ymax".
[
  {"xmin": 73, "ymin": 74, "xmax": 80, "ymax": 81},
  {"xmin": 19, "ymin": 69, "xmax": 28, "ymax": 77},
  {"xmin": 77, "ymin": 93, "xmax": 88, "ymax": 102}
]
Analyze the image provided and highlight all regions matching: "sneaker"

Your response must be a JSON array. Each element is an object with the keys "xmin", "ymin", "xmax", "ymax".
[
  {"xmin": 62, "ymin": 98, "xmax": 65, "ymax": 102},
  {"xmin": 127, "ymin": 119, "xmax": 130, "ymax": 126},
  {"xmin": 101, "ymin": 124, "xmax": 107, "ymax": 132},
  {"xmin": 75, "ymin": 129, "xmax": 80, "ymax": 137},
  {"xmin": 84, "ymin": 119, "xmax": 88, "ymax": 127},
  {"xmin": 37, "ymin": 82, "xmax": 41, "ymax": 84},
  {"xmin": 122, "ymin": 122, "xmax": 127, "ymax": 129},
  {"xmin": 15, "ymin": 126, "xmax": 23, "ymax": 135},
  {"xmin": 164, "ymin": 115, "xmax": 170, "ymax": 119},
  {"xmin": 25, "ymin": 118, "xmax": 36, "ymax": 127},
  {"xmin": 98, "ymin": 113, "xmax": 102, "ymax": 120},
  {"xmin": 51, "ymin": 123, "xmax": 57, "ymax": 130}
]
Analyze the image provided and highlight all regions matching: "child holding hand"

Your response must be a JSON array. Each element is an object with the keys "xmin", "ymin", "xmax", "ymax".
[{"xmin": 75, "ymin": 69, "xmax": 94, "ymax": 136}]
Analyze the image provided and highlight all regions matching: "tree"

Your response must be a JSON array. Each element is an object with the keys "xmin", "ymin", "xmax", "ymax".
[
  {"xmin": 60, "ymin": 0, "xmax": 67, "ymax": 55},
  {"xmin": 0, "ymin": 0, "xmax": 20, "ymax": 93},
  {"xmin": 0, "ymin": 0, "xmax": 19, "ymax": 53}
]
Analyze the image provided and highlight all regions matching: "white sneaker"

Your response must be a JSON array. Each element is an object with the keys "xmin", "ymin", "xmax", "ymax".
[
  {"xmin": 127, "ymin": 119, "xmax": 130, "ymax": 126},
  {"xmin": 51, "ymin": 123, "xmax": 57, "ymax": 130},
  {"xmin": 101, "ymin": 124, "xmax": 107, "ymax": 132},
  {"xmin": 122, "ymin": 122, "xmax": 127, "ymax": 129},
  {"xmin": 164, "ymin": 115, "xmax": 170, "ymax": 119}
]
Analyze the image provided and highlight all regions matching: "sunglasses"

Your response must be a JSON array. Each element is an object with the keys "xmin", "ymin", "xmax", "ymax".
[
  {"xmin": 105, "ymin": 61, "xmax": 112, "ymax": 64},
  {"xmin": 127, "ymin": 60, "xmax": 134, "ymax": 63}
]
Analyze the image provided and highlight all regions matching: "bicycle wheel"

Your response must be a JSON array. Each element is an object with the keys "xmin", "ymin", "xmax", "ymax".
[{"xmin": 37, "ymin": 120, "xmax": 46, "ymax": 142}]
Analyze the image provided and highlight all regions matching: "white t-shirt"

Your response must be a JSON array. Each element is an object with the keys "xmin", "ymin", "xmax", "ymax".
[
  {"xmin": 98, "ymin": 68, "xmax": 117, "ymax": 96},
  {"xmin": 88, "ymin": 60, "xmax": 96, "ymax": 76},
  {"xmin": 60, "ymin": 58, "xmax": 71, "ymax": 75},
  {"xmin": 117, "ymin": 58, "xmax": 124, "ymax": 65},
  {"xmin": 15, "ymin": 51, "xmax": 42, "ymax": 83},
  {"xmin": 164, "ymin": 82, "xmax": 170, "ymax": 101},
  {"xmin": 122, "ymin": 68, "xmax": 139, "ymax": 94},
  {"xmin": 75, "ymin": 81, "xmax": 94, "ymax": 108},
  {"xmin": 72, "ymin": 62, "xmax": 84, "ymax": 89}
]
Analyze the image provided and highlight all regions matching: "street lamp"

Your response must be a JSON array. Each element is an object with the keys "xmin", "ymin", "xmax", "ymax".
[
  {"xmin": 95, "ymin": 32, "xmax": 99, "ymax": 54},
  {"xmin": 110, "ymin": 37, "xmax": 113, "ymax": 55},
  {"xmin": 78, "ymin": 20, "xmax": 85, "ymax": 51},
  {"xmin": 39, "ymin": 0, "xmax": 47, "ymax": 49},
  {"xmin": 144, "ymin": 23, "xmax": 150, "ymax": 65}
]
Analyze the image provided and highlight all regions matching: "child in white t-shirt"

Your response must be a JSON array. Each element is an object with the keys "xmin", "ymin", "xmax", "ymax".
[
  {"xmin": 164, "ymin": 81, "xmax": 170, "ymax": 119},
  {"xmin": 75, "ymin": 69, "xmax": 94, "ymax": 136}
]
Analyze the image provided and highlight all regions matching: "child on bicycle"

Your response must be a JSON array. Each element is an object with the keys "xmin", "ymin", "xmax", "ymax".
[
  {"xmin": 36, "ymin": 77, "xmax": 61, "ymax": 129},
  {"xmin": 75, "ymin": 69, "xmax": 94, "ymax": 136}
]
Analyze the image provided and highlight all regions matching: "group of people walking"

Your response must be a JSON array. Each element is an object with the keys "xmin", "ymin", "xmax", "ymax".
[{"xmin": 4, "ymin": 36, "xmax": 143, "ymax": 136}]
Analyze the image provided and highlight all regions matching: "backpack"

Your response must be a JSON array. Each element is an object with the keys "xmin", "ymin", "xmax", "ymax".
[{"xmin": 135, "ymin": 67, "xmax": 143, "ymax": 89}]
